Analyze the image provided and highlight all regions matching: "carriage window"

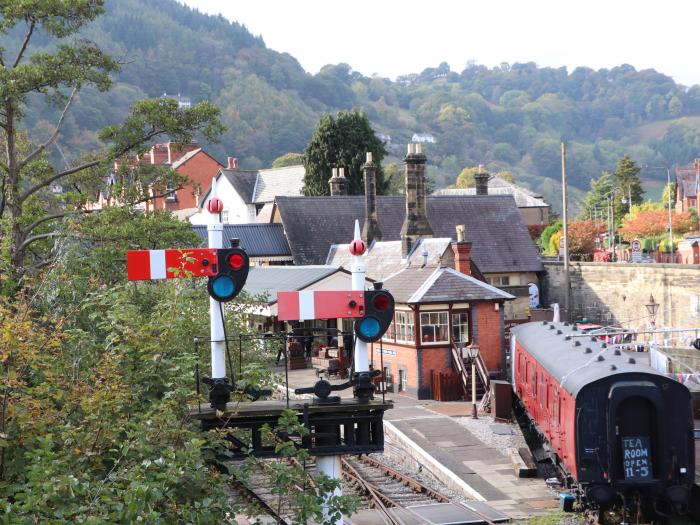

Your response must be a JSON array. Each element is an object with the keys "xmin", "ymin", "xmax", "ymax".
[
  {"xmin": 540, "ymin": 373, "xmax": 545, "ymax": 408},
  {"xmin": 553, "ymin": 387, "xmax": 559, "ymax": 425},
  {"xmin": 532, "ymin": 366, "xmax": 537, "ymax": 396}
]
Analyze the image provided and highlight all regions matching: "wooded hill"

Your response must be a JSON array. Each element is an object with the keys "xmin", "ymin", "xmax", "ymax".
[{"xmin": 13, "ymin": 0, "xmax": 700, "ymax": 206}]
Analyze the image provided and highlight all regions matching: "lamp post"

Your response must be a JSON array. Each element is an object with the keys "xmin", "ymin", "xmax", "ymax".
[
  {"xmin": 645, "ymin": 294, "xmax": 659, "ymax": 343},
  {"xmin": 466, "ymin": 344, "xmax": 480, "ymax": 419}
]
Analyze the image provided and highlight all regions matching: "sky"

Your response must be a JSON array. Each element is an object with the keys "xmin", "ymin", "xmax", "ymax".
[{"xmin": 179, "ymin": 1, "xmax": 700, "ymax": 87}]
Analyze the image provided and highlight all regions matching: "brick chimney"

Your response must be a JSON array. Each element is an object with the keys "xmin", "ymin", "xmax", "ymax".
[
  {"xmin": 362, "ymin": 152, "xmax": 382, "ymax": 244},
  {"xmin": 329, "ymin": 167, "xmax": 349, "ymax": 196},
  {"xmin": 474, "ymin": 164, "xmax": 489, "ymax": 196},
  {"xmin": 451, "ymin": 224, "xmax": 472, "ymax": 276},
  {"xmin": 227, "ymin": 157, "xmax": 239, "ymax": 170},
  {"xmin": 400, "ymin": 143, "xmax": 433, "ymax": 256}
]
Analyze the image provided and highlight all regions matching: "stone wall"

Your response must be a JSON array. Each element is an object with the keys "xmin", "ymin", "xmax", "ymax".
[{"xmin": 542, "ymin": 261, "xmax": 700, "ymax": 330}]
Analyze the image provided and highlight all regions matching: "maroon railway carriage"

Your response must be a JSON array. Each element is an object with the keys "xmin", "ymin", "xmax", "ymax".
[{"xmin": 511, "ymin": 321, "xmax": 694, "ymax": 514}]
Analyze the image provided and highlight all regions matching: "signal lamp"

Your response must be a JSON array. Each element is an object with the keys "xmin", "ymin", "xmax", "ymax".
[
  {"xmin": 207, "ymin": 244, "xmax": 249, "ymax": 302},
  {"xmin": 354, "ymin": 288, "xmax": 395, "ymax": 343}
]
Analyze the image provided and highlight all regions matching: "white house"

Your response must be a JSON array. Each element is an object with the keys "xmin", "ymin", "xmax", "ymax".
[{"xmin": 191, "ymin": 164, "xmax": 305, "ymax": 225}]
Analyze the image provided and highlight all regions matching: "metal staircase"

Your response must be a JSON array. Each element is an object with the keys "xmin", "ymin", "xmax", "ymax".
[{"xmin": 451, "ymin": 344, "xmax": 490, "ymax": 410}]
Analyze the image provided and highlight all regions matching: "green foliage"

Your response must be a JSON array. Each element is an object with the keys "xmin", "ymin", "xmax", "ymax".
[
  {"xmin": 383, "ymin": 162, "xmax": 404, "ymax": 195},
  {"xmin": 539, "ymin": 219, "xmax": 562, "ymax": 253},
  {"xmin": 578, "ymin": 172, "xmax": 614, "ymax": 221},
  {"xmin": 455, "ymin": 166, "xmax": 479, "ymax": 188},
  {"xmin": 0, "ymin": 0, "xmax": 224, "ymax": 287},
  {"xmin": 302, "ymin": 110, "xmax": 387, "ymax": 196},
  {"xmin": 272, "ymin": 152, "xmax": 304, "ymax": 168},
  {"xmin": 662, "ymin": 181, "xmax": 676, "ymax": 209},
  {"xmin": 612, "ymin": 154, "xmax": 644, "ymax": 205}
]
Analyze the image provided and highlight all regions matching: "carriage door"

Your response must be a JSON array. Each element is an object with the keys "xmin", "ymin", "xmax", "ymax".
[{"xmin": 608, "ymin": 383, "xmax": 663, "ymax": 482}]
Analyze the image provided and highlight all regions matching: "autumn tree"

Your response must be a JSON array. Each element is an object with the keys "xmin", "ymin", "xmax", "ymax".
[
  {"xmin": 455, "ymin": 166, "xmax": 480, "ymax": 188},
  {"xmin": 0, "ymin": 0, "xmax": 223, "ymax": 292},
  {"xmin": 567, "ymin": 220, "xmax": 607, "ymax": 258},
  {"xmin": 302, "ymin": 110, "xmax": 387, "ymax": 196},
  {"xmin": 619, "ymin": 209, "xmax": 697, "ymax": 239}
]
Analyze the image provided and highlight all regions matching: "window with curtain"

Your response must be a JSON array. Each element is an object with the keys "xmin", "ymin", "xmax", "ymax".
[{"xmin": 420, "ymin": 311, "xmax": 449, "ymax": 342}]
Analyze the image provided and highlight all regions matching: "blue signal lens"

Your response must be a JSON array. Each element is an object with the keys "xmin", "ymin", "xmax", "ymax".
[
  {"xmin": 211, "ymin": 275, "xmax": 235, "ymax": 300},
  {"xmin": 357, "ymin": 317, "xmax": 381, "ymax": 339}
]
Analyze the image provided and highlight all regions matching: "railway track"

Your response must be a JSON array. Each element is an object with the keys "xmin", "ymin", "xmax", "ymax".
[{"xmin": 228, "ymin": 454, "xmax": 500, "ymax": 524}]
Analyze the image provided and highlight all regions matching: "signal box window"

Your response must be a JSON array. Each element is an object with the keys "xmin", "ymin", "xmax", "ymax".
[
  {"xmin": 398, "ymin": 369, "xmax": 407, "ymax": 392},
  {"xmin": 451, "ymin": 312, "xmax": 469, "ymax": 344},
  {"xmin": 420, "ymin": 311, "xmax": 448, "ymax": 342},
  {"xmin": 395, "ymin": 311, "xmax": 414, "ymax": 343}
]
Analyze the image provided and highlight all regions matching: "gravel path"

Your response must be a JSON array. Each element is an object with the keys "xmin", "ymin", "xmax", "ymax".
[{"xmin": 453, "ymin": 415, "xmax": 528, "ymax": 456}]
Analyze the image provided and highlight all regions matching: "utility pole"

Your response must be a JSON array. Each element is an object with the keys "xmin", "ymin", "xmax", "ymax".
[
  {"xmin": 667, "ymin": 168, "xmax": 674, "ymax": 261},
  {"xmin": 561, "ymin": 142, "xmax": 570, "ymax": 320}
]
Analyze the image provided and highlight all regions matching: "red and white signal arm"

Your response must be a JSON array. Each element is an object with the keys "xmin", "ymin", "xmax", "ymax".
[
  {"xmin": 277, "ymin": 290, "xmax": 366, "ymax": 321},
  {"xmin": 127, "ymin": 249, "xmax": 219, "ymax": 280}
]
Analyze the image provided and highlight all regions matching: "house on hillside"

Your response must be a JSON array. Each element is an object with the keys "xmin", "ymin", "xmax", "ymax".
[
  {"xmin": 433, "ymin": 176, "xmax": 550, "ymax": 237},
  {"xmin": 191, "ymin": 163, "xmax": 305, "ymax": 225},
  {"xmin": 89, "ymin": 142, "xmax": 223, "ymax": 215},
  {"xmin": 675, "ymin": 160, "xmax": 699, "ymax": 213}
]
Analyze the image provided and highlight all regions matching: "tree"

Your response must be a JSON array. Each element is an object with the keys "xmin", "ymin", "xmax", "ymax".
[
  {"xmin": 661, "ymin": 181, "xmax": 676, "ymax": 209},
  {"xmin": 495, "ymin": 170, "xmax": 516, "ymax": 183},
  {"xmin": 567, "ymin": 220, "xmax": 607, "ymax": 258},
  {"xmin": 302, "ymin": 110, "xmax": 387, "ymax": 196},
  {"xmin": 455, "ymin": 166, "xmax": 480, "ymax": 188},
  {"xmin": 619, "ymin": 208, "xmax": 697, "ymax": 240},
  {"xmin": 578, "ymin": 172, "xmax": 614, "ymax": 221},
  {"xmin": 0, "ymin": 1, "xmax": 223, "ymax": 291},
  {"xmin": 272, "ymin": 152, "xmax": 304, "ymax": 168},
  {"xmin": 612, "ymin": 154, "xmax": 644, "ymax": 207}
]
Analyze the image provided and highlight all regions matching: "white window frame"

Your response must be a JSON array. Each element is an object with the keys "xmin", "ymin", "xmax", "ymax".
[
  {"xmin": 395, "ymin": 311, "xmax": 414, "ymax": 344},
  {"xmin": 398, "ymin": 369, "xmax": 407, "ymax": 392},
  {"xmin": 420, "ymin": 311, "xmax": 449, "ymax": 343},
  {"xmin": 451, "ymin": 312, "xmax": 470, "ymax": 344}
]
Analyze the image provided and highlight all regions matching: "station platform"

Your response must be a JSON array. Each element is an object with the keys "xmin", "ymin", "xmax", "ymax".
[{"xmin": 276, "ymin": 365, "xmax": 558, "ymax": 520}]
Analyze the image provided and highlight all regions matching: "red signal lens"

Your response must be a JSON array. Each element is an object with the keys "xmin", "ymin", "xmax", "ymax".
[
  {"xmin": 373, "ymin": 293, "xmax": 390, "ymax": 311},
  {"xmin": 228, "ymin": 253, "xmax": 244, "ymax": 270}
]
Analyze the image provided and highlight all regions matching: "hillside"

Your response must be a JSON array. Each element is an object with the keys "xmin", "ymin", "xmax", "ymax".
[{"xmin": 12, "ymin": 0, "xmax": 700, "ymax": 208}]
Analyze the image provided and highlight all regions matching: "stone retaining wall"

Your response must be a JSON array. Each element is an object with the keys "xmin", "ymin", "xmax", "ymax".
[{"xmin": 542, "ymin": 261, "xmax": 700, "ymax": 330}]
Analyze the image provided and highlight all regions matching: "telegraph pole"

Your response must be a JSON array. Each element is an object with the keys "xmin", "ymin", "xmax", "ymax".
[{"xmin": 561, "ymin": 143, "xmax": 570, "ymax": 320}]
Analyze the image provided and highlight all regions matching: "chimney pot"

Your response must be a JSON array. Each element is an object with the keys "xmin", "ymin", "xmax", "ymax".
[
  {"xmin": 332, "ymin": 167, "xmax": 338, "ymax": 178},
  {"xmin": 456, "ymin": 224, "xmax": 465, "ymax": 242},
  {"xmin": 339, "ymin": 167, "xmax": 345, "ymax": 178},
  {"xmin": 366, "ymin": 152, "xmax": 373, "ymax": 163},
  {"xmin": 416, "ymin": 143, "xmax": 422, "ymax": 154}
]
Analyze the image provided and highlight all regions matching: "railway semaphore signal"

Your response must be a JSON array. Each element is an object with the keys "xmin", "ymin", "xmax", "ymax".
[{"xmin": 126, "ymin": 177, "xmax": 249, "ymax": 410}]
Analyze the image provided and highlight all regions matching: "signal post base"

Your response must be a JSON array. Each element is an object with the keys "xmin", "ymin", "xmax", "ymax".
[{"xmin": 189, "ymin": 398, "xmax": 392, "ymax": 459}]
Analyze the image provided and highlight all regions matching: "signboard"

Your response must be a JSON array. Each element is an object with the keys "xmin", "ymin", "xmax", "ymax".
[
  {"xmin": 622, "ymin": 436, "xmax": 653, "ymax": 480},
  {"xmin": 630, "ymin": 239, "xmax": 642, "ymax": 263},
  {"xmin": 558, "ymin": 237, "xmax": 565, "ymax": 257},
  {"xmin": 528, "ymin": 283, "xmax": 540, "ymax": 309}
]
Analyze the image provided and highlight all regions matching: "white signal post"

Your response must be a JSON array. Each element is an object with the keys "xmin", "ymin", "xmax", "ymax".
[
  {"xmin": 207, "ymin": 177, "xmax": 226, "ymax": 380},
  {"xmin": 316, "ymin": 220, "xmax": 368, "ymax": 525}
]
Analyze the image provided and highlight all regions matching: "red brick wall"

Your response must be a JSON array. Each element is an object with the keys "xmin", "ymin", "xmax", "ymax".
[
  {"xmin": 475, "ymin": 302, "xmax": 503, "ymax": 373},
  {"xmin": 370, "ymin": 343, "xmax": 419, "ymax": 397},
  {"xmin": 419, "ymin": 346, "xmax": 452, "ymax": 399},
  {"xmin": 154, "ymin": 152, "xmax": 222, "ymax": 211}
]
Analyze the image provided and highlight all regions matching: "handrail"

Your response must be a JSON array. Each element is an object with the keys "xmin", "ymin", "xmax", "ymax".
[
  {"xmin": 474, "ymin": 352, "xmax": 490, "ymax": 393},
  {"xmin": 451, "ymin": 344, "xmax": 470, "ymax": 389}
]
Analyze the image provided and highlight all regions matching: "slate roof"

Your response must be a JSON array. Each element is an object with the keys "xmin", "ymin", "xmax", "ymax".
[
  {"xmin": 241, "ymin": 265, "xmax": 340, "ymax": 302},
  {"xmin": 252, "ymin": 165, "xmax": 305, "ymax": 203},
  {"xmin": 191, "ymin": 224, "xmax": 291, "ymax": 258},
  {"xmin": 326, "ymin": 238, "xmax": 452, "ymax": 281},
  {"xmin": 511, "ymin": 322, "xmax": 674, "ymax": 396},
  {"xmin": 274, "ymin": 194, "xmax": 543, "ymax": 273},
  {"xmin": 383, "ymin": 266, "xmax": 514, "ymax": 304},
  {"xmin": 220, "ymin": 169, "xmax": 258, "ymax": 203},
  {"xmin": 433, "ymin": 177, "xmax": 549, "ymax": 208}
]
